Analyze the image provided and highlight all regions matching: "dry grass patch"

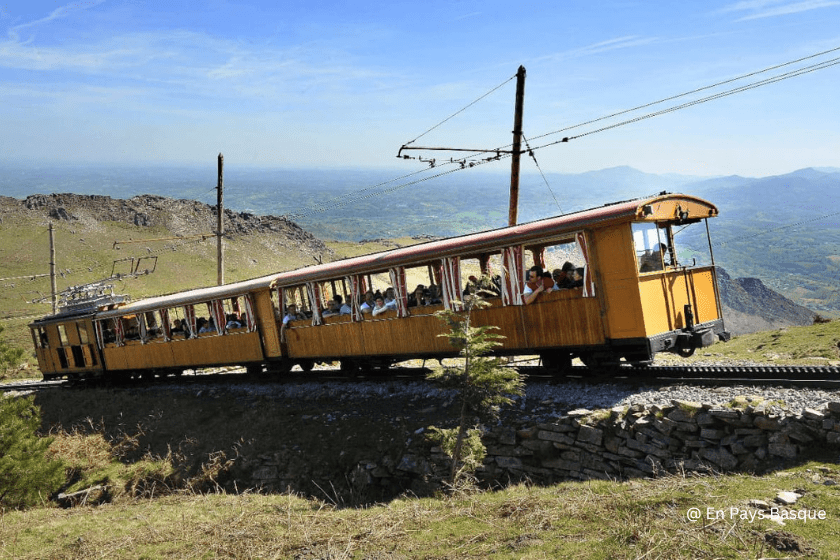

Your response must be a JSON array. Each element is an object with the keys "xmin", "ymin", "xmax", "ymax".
[{"xmin": 2, "ymin": 463, "xmax": 838, "ymax": 558}]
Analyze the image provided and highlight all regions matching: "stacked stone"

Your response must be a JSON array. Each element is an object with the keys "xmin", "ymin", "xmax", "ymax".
[
  {"xmin": 475, "ymin": 400, "xmax": 840, "ymax": 485},
  {"xmin": 245, "ymin": 401, "xmax": 840, "ymax": 498}
]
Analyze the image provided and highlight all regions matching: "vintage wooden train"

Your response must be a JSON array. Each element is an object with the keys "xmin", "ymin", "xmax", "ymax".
[{"xmin": 29, "ymin": 193, "xmax": 729, "ymax": 380}]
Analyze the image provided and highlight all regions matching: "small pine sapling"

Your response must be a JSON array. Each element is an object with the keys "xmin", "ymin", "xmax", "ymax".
[{"xmin": 426, "ymin": 282, "xmax": 524, "ymax": 486}]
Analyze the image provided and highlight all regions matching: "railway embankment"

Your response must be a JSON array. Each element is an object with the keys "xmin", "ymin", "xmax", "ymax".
[{"xmin": 30, "ymin": 375, "xmax": 840, "ymax": 504}]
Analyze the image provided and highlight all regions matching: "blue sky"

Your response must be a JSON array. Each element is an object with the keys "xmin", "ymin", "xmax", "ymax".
[{"xmin": 1, "ymin": 0, "xmax": 839, "ymax": 176}]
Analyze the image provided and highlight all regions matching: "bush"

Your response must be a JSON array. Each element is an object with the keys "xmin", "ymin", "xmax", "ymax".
[{"xmin": 0, "ymin": 395, "xmax": 64, "ymax": 509}]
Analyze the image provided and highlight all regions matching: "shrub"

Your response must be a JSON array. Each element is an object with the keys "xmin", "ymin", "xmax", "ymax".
[
  {"xmin": 427, "ymin": 285, "xmax": 524, "ymax": 485},
  {"xmin": 0, "ymin": 395, "xmax": 65, "ymax": 509}
]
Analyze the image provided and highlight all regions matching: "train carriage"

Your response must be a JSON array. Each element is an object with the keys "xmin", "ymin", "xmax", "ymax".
[{"xmin": 30, "ymin": 192, "xmax": 729, "ymax": 380}]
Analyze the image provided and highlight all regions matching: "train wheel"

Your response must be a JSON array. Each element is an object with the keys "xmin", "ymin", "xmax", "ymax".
[
  {"xmin": 541, "ymin": 351, "xmax": 572, "ymax": 373},
  {"xmin": 580, "ymin": 352, "xmax": 621, "ymax": 371},
  {"xmin": 268, "ymin": 359, "xmax": 292, "ymax": 375},
  {"xmin": 298, "ymin": 359, "xmax": 314, "ymax": 372},
  {"xmin": 675, "ymin": 345, "xmax": 696, "ymax": 358},
  {"xmin": 370, "ymin": 358, "xmax": 392, "ymax": 375},
  {"xmin": 340, "ymin": 359, "xmax": 360, "ymax": 377},
  {"xmin": 246, "ymin": 363, "xmax": 264, "ymax": 376}
]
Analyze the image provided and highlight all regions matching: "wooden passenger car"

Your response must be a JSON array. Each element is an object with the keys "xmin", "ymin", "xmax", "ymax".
[{"xmin": 30, "ymin": 193, "xmax": 728, "ymax": 379}]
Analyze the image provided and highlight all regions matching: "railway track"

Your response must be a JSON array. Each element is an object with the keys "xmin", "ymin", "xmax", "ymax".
[{"xmin": 3, "ymin": 363, "xmax": 840, "ymax": 392}]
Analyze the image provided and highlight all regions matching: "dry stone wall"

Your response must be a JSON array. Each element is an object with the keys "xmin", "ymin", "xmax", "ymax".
[{"xmin": 248, "ymin": 399, "xmax": 840, "ymax": 497}]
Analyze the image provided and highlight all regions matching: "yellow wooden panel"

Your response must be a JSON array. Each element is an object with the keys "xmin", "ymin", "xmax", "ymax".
[
  {"xmin": 520, "ymin": 294, "xmax": 605, "ymax": 348},
  {"xmin": 102, "ymin": 332, "xmax": 263, "ymax": 371},
  {"xmin": 639, "ymin": 266, "xmax": 720, "ymax": 336},
  {"xmin": 591, "ymin": 226, "xmax": 647, "ymax": 339},
  {"xmin": 253, "ymin": 289, "xmax": 281, "ymax": 357}
]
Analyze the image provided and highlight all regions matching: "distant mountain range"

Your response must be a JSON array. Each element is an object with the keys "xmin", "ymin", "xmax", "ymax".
[{"xmin": 1, "ymin": 163, "xmax": 838, "ymax": 315}]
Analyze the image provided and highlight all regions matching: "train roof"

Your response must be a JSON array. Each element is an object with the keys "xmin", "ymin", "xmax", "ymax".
[{"xmin": 89, "ymin": 192, "xmax": 716, "ymax": 319}]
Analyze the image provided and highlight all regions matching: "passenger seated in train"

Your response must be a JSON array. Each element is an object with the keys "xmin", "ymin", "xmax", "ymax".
[
  {"xmin": 335, "ymin": 294, "xmax": 352, "ymax": 315},
  {"xmin": 570, "ymin": 268, "xmax": 585, "ymax": 288},
  {"xmin": 171, "ymin": 319, "xmax": 185, "ymax": 336},
  {"xmin": 372, "ymin": 295, "xmax": 389, "ymax": 316},
  {"xmin": 360, "ymin": 290, "xmax": 376, "ymax": 314},
  {"xmin": 426, "ymin": 284, "xmax": 442, "ymax": 305},
  {"xmin": 542, "ymin": 271, "xmax": 557, "ymax": 291},
  {"xmin": 321, "ymin": 296, "xmax": 342, "ymax": 317},
  {"xmin": 408, "ymin": 285, "xmax": 426, "ymax": 307},
  {"xmin": 282, "ymin": 304, "xmax": 305, "ymax": 324},
  {"xmin": 553, "ymin": 262, "xmax": 577, "ymax": 289},
  {"xmin": 384, "ymin": 287, "xmax": 398, "ymax": 310},
  {"xmin": 225, "ymin": 313, "xmax": 242, "ymax": 329},
  {"xmin": 523, "ymin": 267, "xmax": 548, "ymax": 305},
  {"xmin": 199, "ymin": 318, "xmax": 217, "ymax": 333}
]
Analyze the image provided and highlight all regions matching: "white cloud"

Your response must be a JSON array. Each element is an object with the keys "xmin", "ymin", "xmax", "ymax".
[
  {"xmin": 8, "ymin": 0, "xmax": 107, "ymax": 41},
  {"xmin": 720, "ymin": 0, "xmax": 840, "ymax": 20},
  {"xmin": 535, "ymin": 36, "xmax": 657, "ymax": 64}
]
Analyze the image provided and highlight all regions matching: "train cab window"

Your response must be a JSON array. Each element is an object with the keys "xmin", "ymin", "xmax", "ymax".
[
  {"xmin": 634, "ymin": 223, "xmax": 671, "ymax": 273},
  {"xmin": 57, "ymin": 324, "xmax": 69, "ymax": 347},
  {"xmin": 36, "ymin": 327, "xmax": 49, "ymax": 349}
]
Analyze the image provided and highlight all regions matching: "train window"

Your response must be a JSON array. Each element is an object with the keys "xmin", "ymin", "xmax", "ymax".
[
  {"xmin": 634, "ymin": 223, "xmax": 670, "ymax": 273},
  {"xmin": 282, "ymin": 286, "xmax": 311, "ymax": 318},
  {"xmin": 36, "ymin": 327, "xmax": 49, "ymax": 349},
  {"xmin": 459, "ymin": 256, "xmax": 502, "ymax": 301},
  {"xmin": 77, "ymin": 323, "xmax": 89, "ymax": 345},
  {"xmin": 403, "ymin": 264, "xmax": 439, "ymax": 309},
  {"xmin": 142, "ymin": 311, "xmax": 163, "ymax": 342},
  {"xmin": 57, "ymin": 347, "xmax": 69, "ymax": 369},
  {"xmin": 71, "ymin": 346, "xmax": 85, "ymax": 368},
  {"xmin": 57, "ymin": 324, "xmax": 69, "ymax": 347},
  {"xmin": 541, "ymin": 240, "xmax": 585, "ymax": 289},
  {"xmin": 164, "ymin": 307, "xmax": 189, "ymax": 338}
]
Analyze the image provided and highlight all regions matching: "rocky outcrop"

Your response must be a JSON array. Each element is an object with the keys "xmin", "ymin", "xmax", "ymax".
[
  {"xmin": 4, "ymin": 192, "xmax": 329, "ymax": 255},
  {"xmin": 717, "ymin": 267, "xmax": 816, "ymax": 334}
]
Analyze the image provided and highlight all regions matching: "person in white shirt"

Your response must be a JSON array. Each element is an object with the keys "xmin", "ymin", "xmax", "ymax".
[
  {"xmin": 372, "ymin": 295, "xmax": 389, "ymax": 317},
  {"xmin": 282, "ymin": 304, "xmax": 304, "ymax": 324},
  {"xmin": 360, "ymin": 290, "xmax": 376, "ymax": 314}
]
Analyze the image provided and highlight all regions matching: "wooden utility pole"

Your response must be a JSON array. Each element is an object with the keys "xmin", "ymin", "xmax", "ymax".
[
  {"xmin": 507, "ymin": 65, "xmax": 526, "ymax": 227},
  {"xmin": 217, "ymin": 153, "xmax": 224, "ymax": 286},
  {"xmin": 49, "ymin": 222, "xmax": 57, "ymax": 315}
]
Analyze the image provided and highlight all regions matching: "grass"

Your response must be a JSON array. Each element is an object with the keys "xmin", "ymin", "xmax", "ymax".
[
  {"xmin": 2, "ymin": 462, "xmax": 838, "ymax": 558},
  {"xmin": 655, "ymin": 319, "xmax": 840, "ymax": 366},
  {"xmin": 0, "ymin": 215, "xmax": 397, "ymax": 379}
]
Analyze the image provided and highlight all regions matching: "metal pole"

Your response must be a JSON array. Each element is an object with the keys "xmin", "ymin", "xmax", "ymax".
[
  {"xmin": 217, "ymin": 153, "xmax": 224, "ymax": 286},
  {"xmin": 508, "ymin": 65, "xmax": 526, "ymax": 227},
  {"xmin": 49, "ymin": 222, "xmax": 57, "ymax": 315}
]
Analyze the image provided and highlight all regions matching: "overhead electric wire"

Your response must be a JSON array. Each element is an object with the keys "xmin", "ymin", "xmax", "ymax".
[
  {"xmin": 529, "ymin": 56, "xmax": 840, "ymax": 151},
  {"xmin": 524, "ymin": 44, "xmax": 840, "ymax": 145},
  {"xmin": 522, "ymin": 133, "xmax": 562, "ymax": 215},
  {"xmin": 401, "ymin": 73, "xmax": 517, "ymax": 147},
  {"xmin": 281, "ymin": 46, "xmax": 840, "ymax": 222}
]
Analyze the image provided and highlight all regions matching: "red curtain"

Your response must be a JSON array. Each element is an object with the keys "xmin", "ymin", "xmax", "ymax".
[{"xmin": 501, "ymin": 245, "xmax": 524, "ymax": 306}]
